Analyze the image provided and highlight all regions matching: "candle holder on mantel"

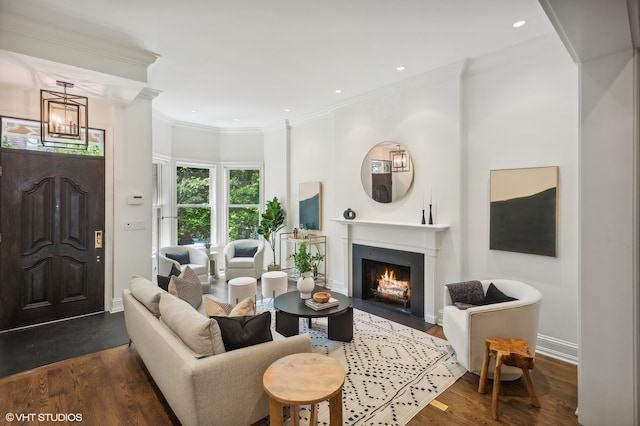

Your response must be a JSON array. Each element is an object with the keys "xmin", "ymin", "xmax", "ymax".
[
  {"xmin": 421, "ymin": 209, "xmax": 426, "ymax": 224},
  {"xmin": 428, "ymin": 204, "xmax": 434, "ymax": 225}
]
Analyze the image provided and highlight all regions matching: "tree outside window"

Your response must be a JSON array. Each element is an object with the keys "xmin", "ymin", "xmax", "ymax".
[
  {"xmin": 228, "ymin": 168, "xmax": 260, "ymax": 241},
  {"xmin": 177, "ymin": 166, "xmax": 213, "ymax": 245}
]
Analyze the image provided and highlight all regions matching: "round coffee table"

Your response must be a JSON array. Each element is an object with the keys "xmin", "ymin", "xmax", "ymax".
[
  {"xmin": 263, "ymin": 353, "xmax": 345, "ymax": 425},
  {"xmin": 273, "ymin": 287, "xmax": 353, "ymax": 342}
]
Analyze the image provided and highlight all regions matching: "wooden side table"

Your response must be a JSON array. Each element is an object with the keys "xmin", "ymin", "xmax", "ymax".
[
  {"xmin": 263, "ymin": 353, "xmax": 345, "ymax": 425},
  {"xmin": 478, "ymin": 337, "xmax": 541, "ymax": 420}
]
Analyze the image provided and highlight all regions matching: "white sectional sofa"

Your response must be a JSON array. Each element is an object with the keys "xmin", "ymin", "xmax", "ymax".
[{"xmin": 123, "ymin": 276, "xmax": 312, "ymax": 426}]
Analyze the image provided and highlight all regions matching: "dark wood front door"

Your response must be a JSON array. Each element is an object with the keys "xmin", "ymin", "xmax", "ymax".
[{"xmin": 0, "ymin": 149, "xmax": 105, "ymax": 331}]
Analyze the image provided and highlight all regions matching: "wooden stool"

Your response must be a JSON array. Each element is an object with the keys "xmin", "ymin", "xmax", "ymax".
[
  {"xmin": 263, "ymin": 353, "xmax": 345, "ymax": 425},
  {"xmin": 478, "ymin": 338, "xmax": 541, "ymax": 420}
]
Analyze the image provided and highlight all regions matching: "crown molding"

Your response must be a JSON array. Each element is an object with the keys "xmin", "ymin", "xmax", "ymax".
[
  {"xmin": 154, "ymin": 110, "xmax": 263, "ymax": 135},
  {"xmin": 0, "ymin": 1, "xmax": 159, "ymax": 83},
  {"xmin": 137, "ymin": 87, "xmax": 162, "ymax": 101},
  {"xmin": 281, "ymin": 109, "xmax": 333, "ymax": 128}
]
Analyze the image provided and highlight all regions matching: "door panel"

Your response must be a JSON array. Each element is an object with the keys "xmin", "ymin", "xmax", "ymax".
[{"xmin": 0, "ymin": 149, "xmax": 105, "ymax": 330}]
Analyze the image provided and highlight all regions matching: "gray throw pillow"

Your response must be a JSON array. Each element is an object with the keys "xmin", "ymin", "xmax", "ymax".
[
  {"xmin": 446, "ymin": 280, "xmax": 484, "ymax": 306},
  {"xmin": 168, "ymin": 266, "xmax": 202, "ymax": 309}
]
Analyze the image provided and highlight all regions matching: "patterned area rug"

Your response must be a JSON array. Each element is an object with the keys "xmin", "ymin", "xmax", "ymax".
[{"xmin": 259, "ymin": 301, "xmax": 466, "ymax": 425}]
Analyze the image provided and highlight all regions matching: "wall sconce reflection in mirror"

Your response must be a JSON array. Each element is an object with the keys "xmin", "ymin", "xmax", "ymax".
[{"xmin": 390, "ymin": 144, "xmax": 410, "ymax": 172}]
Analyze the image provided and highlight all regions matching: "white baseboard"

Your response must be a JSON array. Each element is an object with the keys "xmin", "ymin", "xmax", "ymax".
[
  {"xmin": 535, "ymin": 333, "xmax": 578, "ymax": 365},
  {"xmin": 111, "ymin": 297, "xmax": 123, "ymax": 313}
]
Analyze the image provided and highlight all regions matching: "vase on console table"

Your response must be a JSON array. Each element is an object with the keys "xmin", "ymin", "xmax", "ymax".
[{"xmin": 297, "ymin": 271, "xmax": 315, "ymax": 299}]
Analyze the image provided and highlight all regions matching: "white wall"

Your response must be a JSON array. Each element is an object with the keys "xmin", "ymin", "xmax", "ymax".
[
  {"xmin": 262, "ymin": 122, "xmax": 289, "ymax": 265},
  {"xmin": 578, "ymin": 49, "xmax": 637, "ymax": 425},
  {"xmin": 463, "ymin": 35, "xmax": 579, "ymax": 360},
  {"xmin": 152, "ymin": 112, "xmax": 173, "ymax": 158},
  {"xmin": 171, "ymin": 124, "xmax": 221, "ymax": 162},
  {"xmin": 285, "ymin": 35, "xmax": 579, "ymax": 362}
]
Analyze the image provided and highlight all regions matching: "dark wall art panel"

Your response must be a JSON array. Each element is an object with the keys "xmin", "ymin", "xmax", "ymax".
[{"xmin": 489, "ymin": 166, "xmax": 558, "ymax": 257}]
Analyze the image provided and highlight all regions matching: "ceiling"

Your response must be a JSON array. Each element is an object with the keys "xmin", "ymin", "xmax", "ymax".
[{"xmin": 1, "ymin": 1, "xmax": 559, "ymax": 129}]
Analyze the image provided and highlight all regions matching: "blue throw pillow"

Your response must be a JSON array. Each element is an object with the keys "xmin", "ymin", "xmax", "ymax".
[
  {"xmin": 166, "ymin": 251, "xmax": 190, "ymax": 265},
  {"xmin": 235, "ymin": 246, "xmax": 258, "ymax": 258}
]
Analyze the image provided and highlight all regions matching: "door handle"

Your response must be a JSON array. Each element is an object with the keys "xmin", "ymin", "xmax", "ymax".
[{"xmin": 95, "ymin": 230, "xmax": 103, "ymax": 249}]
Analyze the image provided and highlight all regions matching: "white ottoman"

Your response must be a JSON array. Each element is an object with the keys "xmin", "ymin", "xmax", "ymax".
[
  {"xmin": 261, "ymin": 271, "xmax": 288, "ymax": 300},
  {"xmin": 228, "ymin": 277, "xmax": 257, "ymax": 304}
]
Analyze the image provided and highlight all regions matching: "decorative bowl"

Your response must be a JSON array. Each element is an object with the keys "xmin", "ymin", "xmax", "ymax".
[{"xmin": 313, "ymin": 292, "xmax": 331, "ymax": 303}]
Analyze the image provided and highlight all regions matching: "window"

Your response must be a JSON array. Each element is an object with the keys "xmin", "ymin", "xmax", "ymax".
[
  {"xmin": 226, "ymin": 167, "xmax": 261, "ymax": 241},
  {"xmin": 176, "ymin": 165, "xmax": 215, "ymax": 245}
]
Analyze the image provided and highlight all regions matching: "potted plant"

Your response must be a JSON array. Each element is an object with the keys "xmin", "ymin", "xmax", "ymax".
[
  {"xmin": 257, "ymin": 197, "xmax": 286, "ymax": 271},
  {"xmin": 290, "ymin": 241, "xmax": 314, "ymax": 299}
]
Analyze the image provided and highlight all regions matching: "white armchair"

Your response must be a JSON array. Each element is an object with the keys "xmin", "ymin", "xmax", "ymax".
[
  {"xmin": 224, "ymin": 239, "xmax": 265, "ymax": 281},
  {"xmin": 158, "ymin": 245, "xmax": 210, "ymax": 293},
  {"xmin": 442, "ymin": 279, "xmax": 542, "ymax": 381}
]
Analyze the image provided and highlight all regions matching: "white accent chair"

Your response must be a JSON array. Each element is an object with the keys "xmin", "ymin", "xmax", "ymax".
[
  {"xmin": 224, "ymin": 239, "xmax": 265, "ymax": 281},
  {"xmin": 158, "ymin": 245, "xmax": 210, "ymax": 293},
  {"xmin": 442, "ymin": 279, "xmax": 542, "ymax": 381}
]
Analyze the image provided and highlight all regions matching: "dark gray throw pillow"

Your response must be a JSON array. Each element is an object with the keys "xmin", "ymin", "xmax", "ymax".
[
  {"xmin": 166, "ymin": 251, "xmax": 190, "ymax": 265},
  {"xmin": 234, "ymin": 246, "xmax": 258, "ymax": 258},
  {"xmin": 446, "ymin": 280, "xmax": 484, "ymax": 306},
  {"xmin": 157, "ymin": 264, "xmax": 182, "ymax": 291},
  {"xmin": 212, "ymin": 311, "xmax": 273, "ymax": 351},
  {"xmin": 482, "ymin": 283, "xmax": 518, "ymax": 305}
]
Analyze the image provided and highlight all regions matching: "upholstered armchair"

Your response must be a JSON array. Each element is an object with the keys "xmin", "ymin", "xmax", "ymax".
[
  {"xmin": 158, "ymin": 245, "xmax": 210, "ymax": 293},
  {"xmin": 224, "ymin": 239, "xmax": 265, "ymax": 281},
  {"xmin": 442, "ymin": 279, "xmax": 542, "ymax": 381}
]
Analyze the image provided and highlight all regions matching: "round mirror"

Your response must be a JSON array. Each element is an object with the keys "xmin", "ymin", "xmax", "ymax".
[{"xmin": 360, "ymin": 141, "xmax": 414, "ymax": 203}]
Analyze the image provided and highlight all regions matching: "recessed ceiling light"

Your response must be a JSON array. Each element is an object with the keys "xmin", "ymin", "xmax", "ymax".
[
  {"xmin": 396, "ymin": 66, "xmax": 406, "ymax": 71},
  {"xmin": 335, "ymin": 89, "xmax": 343, "ymax": 94},
  {"xmin": 234, "ymin": 118, "xmax": 240, "ymax": 122},
  {"xmin": 191, "ymin": 109, "xmax": 197, "ymax": 113},
  {"xmin": 513, "ymin": 20, "xmax": 526, "ymax": 28},
  {"xmin": 284, "ymin": 108, "xmax": 291, "ymax": 112}
]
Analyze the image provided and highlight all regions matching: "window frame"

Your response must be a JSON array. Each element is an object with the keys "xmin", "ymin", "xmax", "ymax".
[
  {"xmin": 222, "ymin": 163, "xmax": 263, "ymax": 245},
  {"xmin": 175, "ymin": 161, "xmax": 217, "ymax": 246}
]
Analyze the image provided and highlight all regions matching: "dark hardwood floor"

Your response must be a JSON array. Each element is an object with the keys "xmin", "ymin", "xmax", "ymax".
[{"xmin": 0, "ymin": 276, "xmax": 579, "ymax": 425}]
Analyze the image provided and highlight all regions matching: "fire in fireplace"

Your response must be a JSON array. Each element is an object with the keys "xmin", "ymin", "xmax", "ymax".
[
  {"xmin": 364, "ymin": 259, "xmax": 411, "ymax": 309},
  {"xmin": 353, "ymin": 244, "xmax": 424, "ymax": 318}
]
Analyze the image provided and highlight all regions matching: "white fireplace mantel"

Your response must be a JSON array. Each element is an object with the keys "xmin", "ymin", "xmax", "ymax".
[{"xmin": 331, "ymin": 218, "xmax": 449, "ymax": 324}]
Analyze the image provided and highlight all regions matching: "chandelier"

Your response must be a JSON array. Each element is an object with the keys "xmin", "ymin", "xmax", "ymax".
[
  {"xmin": 41, "ymin": 81, "xmax": 88, "ymax": 148},
  {"xmin": 390, "ymin": 144, "xmax": 410, "ymax": 172}
]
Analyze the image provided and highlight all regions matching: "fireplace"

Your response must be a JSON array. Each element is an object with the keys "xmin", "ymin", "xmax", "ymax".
[
  {"xmin": 364, "ymin": 260, "xmax": 411, "ymax": 307},
  {"xmin": 352, "ymin": 244, "xmax": 424, "ymax": 318}
]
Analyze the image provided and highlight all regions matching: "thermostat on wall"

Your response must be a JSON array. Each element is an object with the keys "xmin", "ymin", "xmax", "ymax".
[{"xmin": 127, "ymin": 195, "xmax": 143, "ymax": 205}]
